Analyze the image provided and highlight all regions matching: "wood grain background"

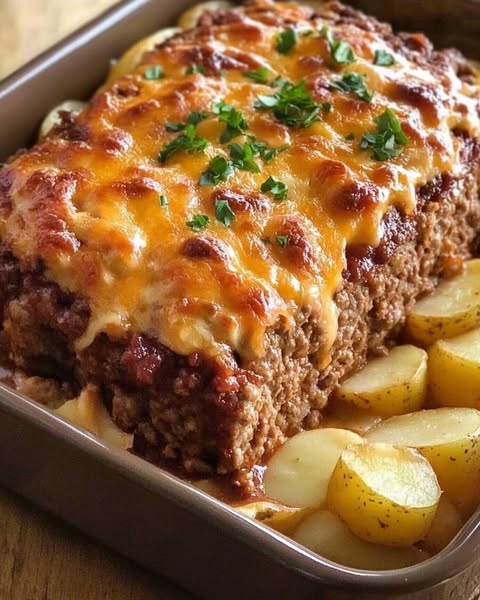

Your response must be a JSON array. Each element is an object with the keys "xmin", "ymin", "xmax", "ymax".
[{"xmin": 0, "ymin": 4, "xmax": 191, "ymax": 598}]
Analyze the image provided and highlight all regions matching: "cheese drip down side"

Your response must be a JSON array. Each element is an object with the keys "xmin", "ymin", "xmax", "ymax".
[{"xmin": 1, "ymin": 0, "xmax": 479, "ymax": 362}]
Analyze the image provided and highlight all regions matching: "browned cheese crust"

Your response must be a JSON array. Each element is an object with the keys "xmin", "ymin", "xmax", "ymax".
[{"xmin": 0, "ymin": 1, "xmax": 479, "ymax": 492}]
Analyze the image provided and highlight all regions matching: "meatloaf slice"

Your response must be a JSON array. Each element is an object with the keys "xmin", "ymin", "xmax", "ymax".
[{"xmin": 0, "ymin": 1, "xmax": 480, "ymax": 492}]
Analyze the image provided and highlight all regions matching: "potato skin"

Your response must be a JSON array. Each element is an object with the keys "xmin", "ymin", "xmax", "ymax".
[
  {"xmin": 428, "ymin": 329, "xmax": 480, "ymax": 409},
  {"xmin": 422, "ymin": 495, "xmax": 463, "ymax": 553},
  {"xmin": 405, "ymin": 260, "xmax": 480, "ymax": 347},
  {"xmin": 336, "ymin": 345, "xmax": 428, "ymax": 417},
  {"xmin": 327, "ymin": 443, "xmax": 440, "ymax": 546},
  {"xmin": 293, "ymin": 510, "xmax": 427, "ymax": 570}
]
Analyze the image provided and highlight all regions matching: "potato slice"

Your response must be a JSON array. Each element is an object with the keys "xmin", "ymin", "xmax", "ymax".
[
  {"xmin": 323, "ymin": 404, "xmax": 382, "ymax": 435},
  {"xmin": 366, "ymin": 408, "xmax": 480, "ymax": 517},
  {"xmin": 293, "ymin": 510, "xmax": 427, "ymax": 570},
  {"xmin": 177, "ymin": 2, "xmax": 233, "ymax": 29},
  {"xmin": 336, "ymin": 345, "xmax": 428, "ymax": 416},
  {"xmin": 107, "ymin": 27, "xmax": 180, "ymax": 82},
  {"xmin": 405, "ymin": 259, "xmax": 480, "ymax": 347},
  {"xmin": 428, "ymin": 328, "xmax": 480, "ymax": 409},
  {"xmin": 39, "ymin": 100, "xmax": 86, "ymax": 139},
  {"xmin": 56, "ymin": 385, "xmax": 132, "ymax": 450},
  {"xmin": 264, "ymin": 428, "xmax": 363, "ymax": 508},
  {"xmin": 327, "ymin": 443, "xmax": 440, "ymax": 546},
  {"xmin": 423, "ymin": 495, "xmax": 463, "ymax": 553},
  {"xmin": 235, "ymin": 501, "xmax": 310, "ymax": 536}
]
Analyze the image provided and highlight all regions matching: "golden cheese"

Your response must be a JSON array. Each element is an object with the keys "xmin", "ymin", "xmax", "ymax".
[{"xmin": 2, "ymin": 0, "xmax": 479, "ymax": 361}]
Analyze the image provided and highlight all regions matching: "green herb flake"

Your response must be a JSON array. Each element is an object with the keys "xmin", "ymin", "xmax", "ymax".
[
  {"xmin": 212, "ymin": 100, "xmax": 248, "ymax": 143},
  {"xmin": 215, "ymin": 199, "xmax": 235, "ymax": 227},
  {"xmin": 321, "ymin": 27, "xmax": 355, "ymax": 65},
  {"xmin": 228, "ymin": 143, "xmax": 260, "ymax": 173},
  {"xmin": 165, "ymin": 111, "xmax": 210, "ymax": 133},
  {"xmin": 373, "ymin": 49, "xmax": 396, "ymax": 66},
  {"xmin": 186, "ymin": 214, "xmax": 209, "ymax": 232},
  {"xmin": 360, "ymin": 108, "xmax": 409, "ymax": 161},
  {"xmin": 144, "ymin": 65, "xmax": 164, "ymax": 80},
  {"xmin": 186, "ymin": 64, "xmax": 205, "ymax": 75},
  {"xmin": 261, "ymin": 175, "xmax": 288, "ymax": 201},
  {"xmin": 254, "ymin": 80, "xmax": 321, "ymax": 128},
  {"xmin": 248, "ymin": 138, "xmax": 289, "ymax": 162},
  {"xmin": 159, "ymin": 195, "xmax": 168, "ymax": 207},
  {"xmin": 261, "ymin": 236, "xmax": 272, "ymax": 244},
  {"xmin": 275, "ymin": 28, "xmax": 298, "ymax": 55},
  {"xmin": 276, "ymin": 235, "xmax": 289, "ymax": 248},
  {"xmin": 199, "ymin": 156, "xmax": 234, "ymax": 186},
  {"xmin": 244, "ymin": 67, "xmax": 272, "ymax": 84},
  {"xmin": 158, "ymin": 123, "xmax": 209, "ymax": 163},
  {"xmin": 330, "ymin": 72, "xmax": 373, "ymax": 102},
  {"xmin": 321, "ymin": 102, "xmax": 332, "ymax": 114},
  {"xmin": 302, "ymin": 29, "xmax": 315, "ymax": 37}
]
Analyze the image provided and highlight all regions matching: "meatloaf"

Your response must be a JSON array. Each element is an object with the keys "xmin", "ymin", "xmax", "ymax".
[{"xmin": 1, "ymin": 0, "xmax": 480, "ymax": 491}]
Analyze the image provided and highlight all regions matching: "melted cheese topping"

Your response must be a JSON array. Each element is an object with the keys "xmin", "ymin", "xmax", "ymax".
[{"xmin": 1, "ymin": 1, "xmax": 479, "ymax": 361}]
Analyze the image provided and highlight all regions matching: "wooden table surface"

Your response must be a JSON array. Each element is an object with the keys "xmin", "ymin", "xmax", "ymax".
[{"xmin": 0, "ymin": 2, "xmax": 192, "ymax": 598}]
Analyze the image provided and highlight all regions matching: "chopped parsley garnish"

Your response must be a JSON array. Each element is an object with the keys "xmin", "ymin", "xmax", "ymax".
[
  {"xmin": 186, "ymin": 64, "xmax": 205, "ymax": 75},
  {"xmin": 276, "ymin": 235, "xmax": 289, "ymax": 247},
  {"xmin": 321, "ymin": 27, "xmax": 355, "ymax": 65},
  {"xmin": 330, "ymin": 72, "xmax": 373, "ymax": 102},
  {"xmin": 212, "ymin": 101, "xmax": 248, "ymax": 143},
  {"xmin": 244, "ymin": 67, "xmax": 272, "ymax": 84},
  {"xmin": 158, "ymin": 124, "xmax": 209, "ymax": 163},
  {"xmin": 215, "ymin": 199, "xmax": 235, "ymax": 227},
  {"xmin": 345, "ymin": 132, "xmax": 355, "ymax": 140},
  {"xmin": 144, "ymin": 65, "xmax": 164, "ymax": 80},
  {"xmin": 228, "ymin": 143, "xmax": 260, "ymax": 173},
  {"xmin": 374, "ymin": 49, "xmax": 396, "ymax": 66},
  {"xmin": 186, "ymin": 214, "xmax": 209, "ymax": 231},
  {"xmin": 247, "ymin": 138, "xmax": 289, "ymax": 162},
  {"xmin": 302, "ymin": 29, "xmax": 314, "ymax": 37},
  {"xmin": 271, "ymin": 75, "xmax": 288, "ymax": 88},
  {"xmin": 254, "ymin": 80, "xmax": 321, "ymax": 128},
  {"xmin": 360, "ymin": 108, "xmax": 409, "ymax": 161},
  {"xmin": 321, "ymin": 101, "xmax": 332, "ymax": 114},
  {"xmin": 159, "ymin": 194, "xmax": 168, "ymax": 207},
  {"xmin": 199, "ymin": 156, "xmax": 234, "ymax": 186},
  {"xmin": 275, "ymin": 28, "xmax": 298, "ymax": 54},
  {"xmin": 261, "ymin": 176, "xmax": 288, "ymax": 201},
  {"xmin": 165, "ymin": 111, "xmax": 210, "ymax": 132}
]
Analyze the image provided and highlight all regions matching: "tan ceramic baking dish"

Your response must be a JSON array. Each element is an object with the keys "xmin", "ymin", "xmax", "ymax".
[{"xmin": 1, "ymin": 1, "xmax": 480, "ymax": 598}]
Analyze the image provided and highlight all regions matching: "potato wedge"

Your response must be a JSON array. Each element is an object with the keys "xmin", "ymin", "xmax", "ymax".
[
  {"xmin": 405, "ymin": 259, "xmax": 480, "ymax": 347},
  {"xmin": 293, "ymin": 510, "xmax": 427, "ymax": 570},
  {"xmin": 39, "ymin": 100, "xmax": 86, "ymax": 140},
  {"xmin": 423, "ymin": 495, "xmax": 463, "ymax": 553},
  {"xmin": 235, "ymin": 501, "xmax": 310, "ymax": 536},
  {"xmin": 177, "ymin": 2, "xmax": 233, "ymax": 29},
  {"xmin": 264, "ymin": 428, "xmax": 363, "ymax": 508},
  {"xmin": 327, "ymin": 443, "xmax": 440, "ymax": 546},
  {"xmin": 56, "ymin": 385, "xmax": 132, "ymax": 450},
  {"xmin": 428, "ymin": 328, "xmax": 480, "ymax": 409},
  {"xmin": 107, "ymin": 27, "xmax": 180, "ymax": 82},
  {"xmin": 366, "ymin": 408, "xmax": 480, "ymax": 517},
  {"xmin": 336, "ymin": 345, "xmax": 428, "ymax": 416}
]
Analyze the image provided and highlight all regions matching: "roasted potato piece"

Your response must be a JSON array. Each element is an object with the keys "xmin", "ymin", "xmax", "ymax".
[
  {"xmin": 235, "ymin": 501, "xmax": 310, "ymax": 536},
  {"xmin": 107, "ymin": 27, "xmax": 180, "ymax": 81},
  {"xmin": 293, "ymin": 510, "xmax": 427, "ymax": 570},
  {"xmin": 428, "ymin": 328, "xmax": 480, "ymax": 409},
  {"xmin": 366, "ymin": 408, "xmax": 480, "ymax": 517},
  {"xmin": 39, "ymin": 100, "xmax": 86, "ymax": 139},
  {"xmin": 327, "ymin": 443, "xmax": 440, "ymax": 546},
  {"xmin": 177, "ymin": 2, "xmax": 233, "ymax": 29},
  {"xmin": 56, "ymin": 385, "xmax": 132, "ymax": 450},
  {"xmin": 323, "ymin": 404, "xmax": 382, "ymax": 435},
  {"xmin": 422, "ymin": 495, "xmax": 463, "ymax": 553},
  {"xmin": 405, "ymin": 259, "xmax": 480, "ymax": 347},
  {"xmin": 336, "ymin": 345, "xmax": 428, "ymax": 416},
  {"xmin": 264, "ymin": 428, "xmax": 363, "ymax": 508}
]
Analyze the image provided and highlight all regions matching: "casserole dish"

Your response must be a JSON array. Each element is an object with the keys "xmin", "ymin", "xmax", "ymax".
[{"xmin": 1, "ymin": 1, "xmax": 480, "ymax": 598}]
